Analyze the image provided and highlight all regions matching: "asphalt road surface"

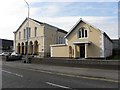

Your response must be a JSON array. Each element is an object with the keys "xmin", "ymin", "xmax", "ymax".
[{"xmin": 2, "ymin": 64, "xmax": 119, "ymax": 89}]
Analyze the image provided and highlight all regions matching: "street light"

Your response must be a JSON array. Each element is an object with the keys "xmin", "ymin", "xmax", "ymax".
[
  {"xmin": 24, "ymin": 0, "xmax": 29, "ymax": 63},
  {"xmin": 24, "ymin": 0, "xmax": 29, "ymax": 19}
]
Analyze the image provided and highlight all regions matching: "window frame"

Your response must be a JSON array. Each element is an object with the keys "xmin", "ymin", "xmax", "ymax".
[
  {"xmin": 19, "ymin": 32, "xmax": 21, "ymax": 40},
  {"xmin": 26, "ymin": 27, "xmax": 31, "ymax": 38},
  {"xmin": 78, "ymin": 27, "xmax": 88, "ymax": 39},
  {"xmin": 35, "ymin": 27, "xmax": 37, "ymax": 37},
  {"xmin": 85, "ymin": 30, "xmax": 88, "ymax": 38},
  {"xmin": 28, "ymin": 27, "xmax": 31, "ymax": 38},
  {"xmin": 24, "ymin": 29, "xmax": 26, "ymax": 38}
]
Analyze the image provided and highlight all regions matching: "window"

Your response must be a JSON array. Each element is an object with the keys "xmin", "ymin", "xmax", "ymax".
[
  {"xmin": 63, "ymin": 39, "xmax": 65, "ymax": 43},
  {"xmin": 24, "ymin": 29, "xmax": 26, "ymax": 38},
  {"xmin": 28, "ymin": 28, "xmax": 31, "ymax": 37},
  {"xmin": 35, "ymin": 27, "xmax": 37, "ymax": 37},
  {"xmin": 78, "ymin": 27, "xmax": 88, "ymax": 38},
  {"xmin": 26, "ymin": 27, "xmax": 31, "ymax": 38},
  {"xmin": 82, "ymin": 28, "xmax": 84, "ymax": 37},
  {"xmin": 59, "ymin": 37, "xmax": 61, "ymax": 44},
  {"xmin": 58, "ymin": 37, "xmax": 65, "ymax": 44},
  {"xmin": 58, "ymin": 37, "xmax": 63, "ymax": 44},
  {"xmin": 60, "ymin": 37, "xmax": 62, "ymax": 44},
  {"xmin": 61, "ymin": 37, "xmax": 65, "ymax": 44},
  {"xmin": 85, "ymin": 30, "xmax": 87, "ymax": 37},
  {"xmin": 19, "ymin": 32, "xmax": 21, "ymax": 40},
  {"xmin": 79, "ymin": 30, "xmax": 81, "ymax": 38}
]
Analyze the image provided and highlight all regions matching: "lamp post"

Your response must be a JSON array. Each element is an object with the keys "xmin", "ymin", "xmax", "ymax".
[{"xmin": 24, "ymin": 0, "xmax": 29, "ymax": 63}]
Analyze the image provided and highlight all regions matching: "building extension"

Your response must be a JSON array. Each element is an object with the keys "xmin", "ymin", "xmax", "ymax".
[{"xmin": 51, "ymin": 18, "xmax": 113, "ymax": 59}]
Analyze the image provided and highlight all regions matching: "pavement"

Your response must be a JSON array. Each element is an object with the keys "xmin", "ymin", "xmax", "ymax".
[{"xmin": 2, "ymin": 60, "xmax": 119, "ymax": 83}]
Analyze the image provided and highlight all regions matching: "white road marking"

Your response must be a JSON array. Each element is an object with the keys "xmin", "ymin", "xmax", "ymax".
[
  {"xmin": 46, "ymin": 82, "xmax": 70, "ymax": 89},
  {"xmin": 3, "ymin": 65, "xmax": 119, "ymax": 83},
  {"xmin": 2, "ymin": 70, "xmax": 23, "ymax": 77}
]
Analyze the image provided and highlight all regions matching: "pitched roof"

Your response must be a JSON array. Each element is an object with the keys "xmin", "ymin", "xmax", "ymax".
[
  {"xmin": 103, "ymin": 32, "xmax": 113, "ymax": 42},
  {"xmin": 30, "ymin": 18, "xmax": 67, "ymax": 33},
  {"xmin": 14, "ymin": 18, "xmax": 67, "ymax": 34},
  {"xmin": 30, "ymin": 18, "xmax": 43, "ymax": 25},
  {"xmin": 65, "ymin": 18, "xmax": 102, "ymax": 38},
  {"xmin": 57, "ymin": 29, "xmax": 68, "ymax": 34},
  {"xmin": 65, "ymin": 18, "xmax": 112, "ymax": 42},
  {"xmin": 13, "ymin": 18, "xmax": 27, "ymax": 33}
]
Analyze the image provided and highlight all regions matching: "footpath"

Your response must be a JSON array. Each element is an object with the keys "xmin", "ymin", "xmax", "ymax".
[{"xmin": 2, "ymin": 60, "xmax": 119, "ymax": 82}]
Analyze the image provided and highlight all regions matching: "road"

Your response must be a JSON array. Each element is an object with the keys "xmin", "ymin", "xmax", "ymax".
[{"xmin": 2, "ymin": 63, "xmax": 119, "ymax": 89}]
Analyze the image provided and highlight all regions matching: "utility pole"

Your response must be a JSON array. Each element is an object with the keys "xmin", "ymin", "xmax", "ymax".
[{"xmin": 24, "ymin": 0, "xmax": 29, "ymax": 63}]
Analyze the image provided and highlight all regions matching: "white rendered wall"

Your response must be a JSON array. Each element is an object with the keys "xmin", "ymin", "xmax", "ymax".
[{"xmin": 103, "ymin": 34, "xmax": 113, "ymax": 58}]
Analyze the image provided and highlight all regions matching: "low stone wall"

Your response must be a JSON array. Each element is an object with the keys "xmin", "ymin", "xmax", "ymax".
[
  {"xmin": 2, "ymin": 55, "xmax": 119, "ymax": 70},
  {"xmin": 30, "ymin": 57, "xmax": 119, "ymax": 70}
]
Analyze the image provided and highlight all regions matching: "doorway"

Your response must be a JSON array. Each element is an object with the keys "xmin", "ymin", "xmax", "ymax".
[{"xmin": 80, "ymin": 45, "xmax": 85, "ymax": 58}]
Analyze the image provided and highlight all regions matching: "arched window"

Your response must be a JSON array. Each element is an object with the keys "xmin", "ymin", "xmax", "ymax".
[
  {"xmin": 69, "ymin": 46, "xmax": 72, "ymax": 54},
  {"xmin": 78, "ymin": 27, "xmax": 88, "ymax": 38},
  {"xmin": 69, "ymin": 46, "xmax": 72, "ymax": 58},
  {"xmin": 85, "ymin": 30, "xmax": 87, "ymax": 37},
  {"xmin": 21, "ymin": 42, "xmax": 24, "ymax": 55},
  {"xmin": 17, "ymin": 43, "xmax": 20, "ymax": 54},
  {"xmin": 34, "ymin": 40, "xmax": 38, "ymax": 55},
  {"xmin": 35, "ymin": 27, "xmax": 37, "ymax": 37},
  {"xmin": 19, "ymin": 32, "xmax": 21, "ymax": 40},
  {"xmin": 29, "ymin": 41, "xmax": 33, "ymax": 55},
  {"xmin": 24, "ymin": 29, "xmax": 26, "ymax": 38}
]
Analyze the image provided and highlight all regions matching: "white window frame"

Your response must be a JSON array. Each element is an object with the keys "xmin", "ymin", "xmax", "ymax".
[
  {"xmin": 29, "ymin": 28, "xmax": 31, "ymax": 38},
  {"xmin": 24, "ymin": 29, "xmax": 26, "ymax": 38},
  {"xmin": 78, "ymin": 27, "xmax": 88, "ymax": 39},
  {"xmin": 35, "ymin": 27, "xmax": 37, "ymax": 37},
  {"xmin": 19, "ymin": 32, "xmax": 21, "ymax": 40},
  {"xmin": 26, "ymin": 27, "xmax": 31, "ymax": 38}
]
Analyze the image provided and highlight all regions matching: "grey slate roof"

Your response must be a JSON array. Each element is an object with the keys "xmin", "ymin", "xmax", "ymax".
[{"xmin": 14, "ymin": 18, "xmax": 67, "ymax": 34}]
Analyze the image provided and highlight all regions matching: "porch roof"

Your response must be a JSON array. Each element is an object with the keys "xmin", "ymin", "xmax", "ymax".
[{"xmin": 73, "ymin": 41, "xmax": 91, "ymax": 45}]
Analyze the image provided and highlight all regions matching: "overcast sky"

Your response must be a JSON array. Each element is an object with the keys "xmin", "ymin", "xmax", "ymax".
[{"xmin": 0, "ymin": 0, "xmax": 119, "ymax": 40}]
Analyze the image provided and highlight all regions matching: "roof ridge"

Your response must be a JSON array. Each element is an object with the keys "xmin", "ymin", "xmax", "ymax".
[
  {"xmin": 14, "ymin": 18, "xmax": 67, "ymax": 34},
  {"xmin": 30, "ymin": 18, "xmax": 67, "ymax": 33},
  {"xmin": 65, "ymin": 18, "xmax": 103, "ymax": 38}
]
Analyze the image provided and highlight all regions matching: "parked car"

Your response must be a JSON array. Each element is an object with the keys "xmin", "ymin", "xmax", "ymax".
[
  {"xmin": 6, "ymin": 52, "xmax": 22, "ymax": 61},
  {"xmin": 0, "ymin": 52, "xmax": 11, "ymax": 56},
  {"xmin": 11, "ymin": 52, "xmax": 21, "ymax": 56}
]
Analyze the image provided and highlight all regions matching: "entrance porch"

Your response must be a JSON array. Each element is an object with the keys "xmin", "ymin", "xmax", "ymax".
[{"xmin": 73, "ymin": 41, "xmax": 91, "ymax": 58}]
